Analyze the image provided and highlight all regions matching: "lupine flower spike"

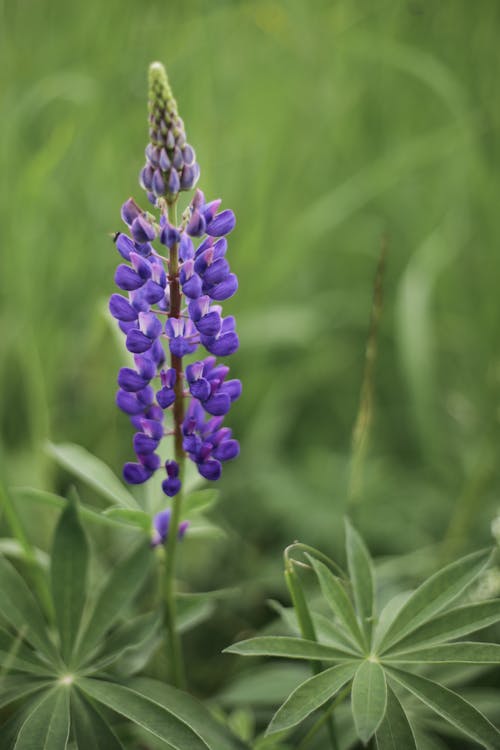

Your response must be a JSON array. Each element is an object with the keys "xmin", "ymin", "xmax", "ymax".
[{"xmin": 110, "ymin": 62, "xmax": 240, "ymax": 546}]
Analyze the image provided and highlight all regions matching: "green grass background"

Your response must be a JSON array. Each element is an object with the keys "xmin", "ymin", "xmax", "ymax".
[{"xmin": 1, "ymin": 0, "xmax": 500, "ymax": 683}]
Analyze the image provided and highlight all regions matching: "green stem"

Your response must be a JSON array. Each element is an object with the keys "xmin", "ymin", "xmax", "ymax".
[
  {"xmin": 285, "ymin": 560, "xmax": 338, "ymax": 750},
  {"xmin": 162, "ymin": 199, "xmax": 187, "ymax": 690}
]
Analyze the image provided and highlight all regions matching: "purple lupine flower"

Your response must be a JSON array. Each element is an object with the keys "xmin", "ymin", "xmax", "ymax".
[{"xmin": 110, "ymin": 62, "xmax": 240, "ymax": 546}]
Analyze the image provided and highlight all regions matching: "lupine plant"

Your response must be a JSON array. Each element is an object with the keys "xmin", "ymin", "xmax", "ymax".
[{"xmin": 1, "ymin": 62, "xmax": 500, "ymax": 750}]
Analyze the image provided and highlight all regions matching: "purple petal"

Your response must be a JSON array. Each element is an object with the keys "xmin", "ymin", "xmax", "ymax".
[
  {"xmin": 213, "ymin": 439, "xmax": 240, "ymax": 462},
  {"xmin": 123, "ymin": 462, "xmax": 153, "ymax": 484},
  {"xmin": 198, "ymin": 459, "xmax": 222, "ymax": 481},
  {"xmin": 206, "ymin": 273, "xmax": 238, "ymax": 301},
  {"xmin": 195, "ymin": 310, "xmax": 222, "ymax": 336},
  {"xmin": 182, "ymin": 274, "xmax": 202, "ymax": 299},
  {"xmin": 109, "ymin": 294, "xmax": 138, "ymax": 322},
  {"xmin": 131, "ymin": 215, "xmax": 156, "ymax": 243},
  {"xmin": 223, "ymin": 379, "xmax": 242, "ymax": 402},
  {"xmin": 206, "ymin": 209, "xmax": 236, "ymax": 237},
  {"xmin": 115, "ymin": 265, "xmax": 144, "ymax": 292},
  {"xmin": 203, "ymin": 332, "xmax": 239, "ymax": 357},
  {"xmin": 116, "ymin": 390, "xmax": 143, "ymax": 415},
  {"xmin": 162, "ymin": 477, "xmax": 181, "ymax": 497},
  {"xmin": 203, "ymin": 392, "xmax": 231, "ymax": 416},
  {"xmin": 138, "ymin": 311, "xmax": 162, "ymax": 339},
  {"xmin": 189, "ymin": 378, "xmax": 211, "ymax": 402},
  {"xmin": 134, "ymin": 354, "xmax": 157, "ymax": 380},
  {"xmin": 202, "ymin": 258, "xmax": 230, "ymax": 286},
  {"xmin": 121, "ymin": 198, "xmax": 141, "ymax": 226},
  {"xmin": 156, "ymin": 387, "xmax": 176, "ymax": 409},
  {"xmin": 126, "ymin": 329, "xmax": 153, "ymax": 354},
  {"xmin": 115, "ymin": 233, "xmax": 134, "ymax": 260},
  {"xmin": 118, "ymin": 368, "xmax": 149, "ymax": 392},
  {"xmin": 133, "ymin": 433, "xmax": 159, "ymax": 455}
]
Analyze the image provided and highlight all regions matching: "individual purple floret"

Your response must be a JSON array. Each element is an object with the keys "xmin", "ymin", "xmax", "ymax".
[
  {"xmin": 151, "ymin": 508, "xmax": 190, "ymax": 547},
  {"xmin": 110, "ymin": 62, "xmax": 240, "ymax": 544}
]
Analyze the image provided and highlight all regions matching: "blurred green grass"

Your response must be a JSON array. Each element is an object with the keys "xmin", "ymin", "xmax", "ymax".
[{"xmin": 1, "ymin": 0, "xmax": 500, "ymax": 587}]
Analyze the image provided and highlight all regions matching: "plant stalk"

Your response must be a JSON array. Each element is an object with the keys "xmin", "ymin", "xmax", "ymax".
[{"xmin": 162, "ymin": 199, "xmax": 187, "ymax": 689}]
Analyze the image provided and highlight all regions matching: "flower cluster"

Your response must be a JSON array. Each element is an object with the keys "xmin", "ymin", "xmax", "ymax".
[
  {"xmin": 110, "ymin": 191, "xmax": 241, "ymax": 499},
  {"xmin": 110, "ymin": 61, "xmax": 240, "ymax": 551}
]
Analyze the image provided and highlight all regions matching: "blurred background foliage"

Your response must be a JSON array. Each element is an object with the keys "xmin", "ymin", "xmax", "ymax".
[{"xmin": 1, "ymin": 0, "xmax": 500, "ymax": 697}]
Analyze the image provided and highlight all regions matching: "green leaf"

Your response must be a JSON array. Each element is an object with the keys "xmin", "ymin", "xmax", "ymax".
[
  {"xmin": 224, "ymin": 636, "xmax": 359, "ymax": 661},
  {"xmin": 386, "ymin": 599, "xmax": 500, "ymax": 652},
  {"xmin": 78, "ymin": 677, "xmax": 210, "ymax": 750},
  {"xmin": 51, "ymin": 502, "xmax": 89, "ymax": 663},
  {"xmin": 308, "ymin": 556, "xmax": 366, "ymax": 651},
  {"xmin": 12, "ymin": 487, "xmax": 136, "ymax": 528},
  {"xmin": 378, "ymin": 549, "xmax": 491, "ymax": 653},
  {"xmin": 345, "ymin": 519, "xmax": 375, "ymax": 642},
  {"xmin": 0, "ymin": 627, "xmax": 54, "ymax": 676},
  {"xmin": 268, "ymin": 599, "xmax": 356, "ymax": 651},
  {"xmin": 385, "ymin": 642, "xmax": 500, "ymax": 664},
  {"xmin": 128, "ymin": 677, "xmax": 246, "ymax": 750},
  {"xmin": 0, "ymin": 556, "xmax": 58, "ymax": 663},
  {"xmin": 0, "ymin": 538, "xmax": 48, "ymax": 568},
  {"xmin": 266, "ymin": 662, "xmax": 357, "ymax": 735},
  {"xmin": 46, "ymin": 442, "xmax": 140, "ymax": 510},
  {"xmin": 72, "ymin": 690, "xmax": 124, "ymax": 749},
  {"xmin": 182, "ymin": 489, "xmax": 219, "ymax": 515},
  {"xmin": 14, "ymin": 687, "xmax": 70, "ymax": 750},
  {"xmin": 0, "ymin": 676, "xmax": 49, "ymax": 709},
  {"xmin": 75, "ymin": 540, "xmax": 151, "ymax": 664},
  {"xmin": 351, "ymin": 660, "xmax": 387, "ymax": 743},
  {"xmin": 387, "ymin": 667, "xmax": 500, "ymax": 749},
  {"xmin": 86, "ymin": 611, "xmax": 162, "ymax": 672},
  {"xmin": 375, "ymin": 685, "xmax": 417, "ymax": 750},
  {"xmin": 177, "ymin": 595, "xmax": 215, "ymax": 634},
  {"xmin": 102, "ymin": 508, "xmax": 152, "ymax": 532}
]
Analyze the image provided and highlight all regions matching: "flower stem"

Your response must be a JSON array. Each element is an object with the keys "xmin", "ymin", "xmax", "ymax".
[
  {"xmin": 162, "ymin": 198, "xmax": 187, "ymax": 689},
  {"xmin": 285, "ymin": 557, "xmax": 338, "ymax": 750}
]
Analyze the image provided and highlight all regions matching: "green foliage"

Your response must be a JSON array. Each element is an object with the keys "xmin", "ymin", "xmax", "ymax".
[
  {"xmin": 227, "ymin": 522, "xmax": 500, "ymax": 748},
  {"xmin": 0, "ymin": 502, "xmax": 242, "ymax": 750}
]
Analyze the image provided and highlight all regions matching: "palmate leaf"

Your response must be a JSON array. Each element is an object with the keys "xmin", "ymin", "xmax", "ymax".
[
  {"xmin": 307, "ymin": 556, "xmax": 367, "ymax": 651},
  {"xmin": 85, "ymin": 611, "xmax": 162, "ymax": 672},
  {"xmin": 0, "ymin": 556, "xmax": 59, "ymax": 664},
  {"xmin": 387, "ymin": 667, "xmax": 500, "ymax": 749},
  {"xmin": 384, "ymin": 642, "xmax": 500, "ymax": 664},
  {"xmin": 386, "ymin": 599, "xmax": 500, "ymax": 652},
  {"xmin": 268, "ymin": 600, "xmax": 356, "ymax": 652},
  {"xmin": 224, "ymin": 636, "xmax": 359, "ymax": 661},
  {"xmin": 46, "ymin": 442, "xmax": 140, "ymax": 510},
  {"xmin": 128, "ymin": 677, "xmax": 246, "ymax": 750},
  {"xmin": 351, "ymin": 660, "xmax": 387, "ymax": 743},
  {"xmin": 13, "ymin": 687, "xmax": 70, "ymax": 750},
  {"xmin": 0, "ymin": 627, "xmax": 54, "ymax": 676},
  {"xmin": 50, "ymin": 501, "xmax": 89, "ymax": 663},
  {"xmin": 72, "ymin": 690, "xmax": 124, "ymax": 750},
  {"xmin": 345, "ymin": 520, "xmax": 375, "ymax": 643},
  {"xmin": 266, "ymin": 662, "xmax": 358, "ymax": 735},
  {"xmin": 375, "ymin": 685, "xmax": 417, "ymax": 750},
  {"xmin": 78, "ymin": 678, "xmax": 210, "ymax": 750},
  {"xmin": 74, "ymin": 539, "xmax": 151, "ymax": 665},
  {"xmin": 0, "ymin": 675, "xmax": 50, "ymax": 710},
  {"xmin": 378, "ymin": 549, "xmax": 491, "ymax": 653}
]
